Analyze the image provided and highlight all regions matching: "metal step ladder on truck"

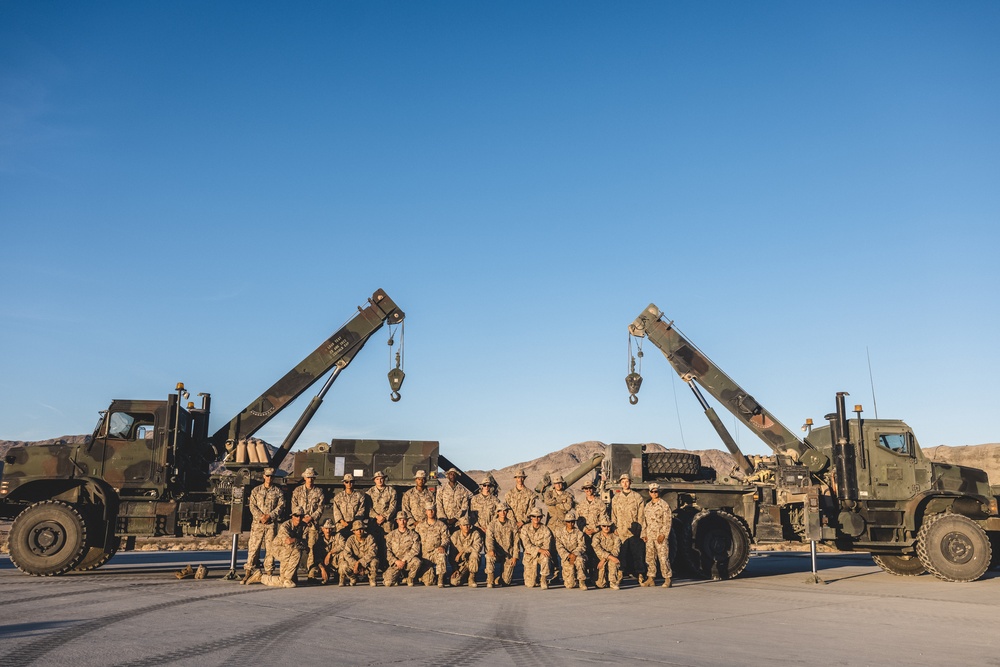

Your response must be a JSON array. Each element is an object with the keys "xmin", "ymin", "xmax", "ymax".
[
  {"xmin": 0, "ymin": 289, "xmax": 443, "ymax": 576},
  {"xmin": 611, "ymin": 303, "xmax": 1000, "ymax": 582}
]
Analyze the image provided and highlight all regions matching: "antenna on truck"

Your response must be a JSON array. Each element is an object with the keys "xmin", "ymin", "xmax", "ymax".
[{"xmin": 866, "ymin": 346, "xmax": 879, "ymax": 419}]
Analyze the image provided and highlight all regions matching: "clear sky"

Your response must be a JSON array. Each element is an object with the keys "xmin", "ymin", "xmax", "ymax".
[{"xmin": 2, "ymin": 2, "xmax": 998, "ymax": 471}]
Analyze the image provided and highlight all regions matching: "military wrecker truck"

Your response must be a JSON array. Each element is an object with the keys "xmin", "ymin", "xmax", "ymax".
[
  {"xmin": 0, "ymin": 289, "xmax": 445, "ymax": 576},
  {"xmin": 613, "ymin": 303, "xmax": 1000, "ymax": 583}
]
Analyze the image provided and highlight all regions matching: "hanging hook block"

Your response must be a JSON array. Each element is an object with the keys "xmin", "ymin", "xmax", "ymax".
[
  {"xmin": 388, "ymin": 367, "xmax": 406, "ymax": 394},
  {"xmin": 625, "ymin": 371, "xmax": 643, "ymax": 400}
]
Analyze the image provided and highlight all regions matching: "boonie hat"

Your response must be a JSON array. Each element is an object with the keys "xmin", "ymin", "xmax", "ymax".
[{"xmin": 302, "ymin": 467, "xmax": 318, "ymax": 478}]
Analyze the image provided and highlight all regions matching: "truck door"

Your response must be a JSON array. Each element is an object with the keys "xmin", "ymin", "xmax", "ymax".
[
  {"xmin": 863, "ymin": 426, "xmax": 927, "ymax": 501},
  {"xmin": 101, "ymin": 410, "xmax": 160, "ymax": 488}
]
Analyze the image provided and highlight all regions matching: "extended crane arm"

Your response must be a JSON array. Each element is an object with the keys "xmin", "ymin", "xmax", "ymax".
[
  {"xmin": 210, "ymin": 289, "xmax": 404, "ymax": 455},
  {"xmin": 629, "ymin": 304, "xmax": 828, "ymax": 473}
]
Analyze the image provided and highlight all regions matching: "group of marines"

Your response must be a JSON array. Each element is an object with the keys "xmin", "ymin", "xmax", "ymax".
[{"xmin": 241, "ymin": 464, "xmax": 674, "ymax": 591}]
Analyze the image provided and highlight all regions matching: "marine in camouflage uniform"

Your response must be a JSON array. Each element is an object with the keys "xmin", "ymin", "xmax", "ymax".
[
  {"xmin": 340, "ymin": 520, "xmax": 378, "ymax": 586},
  {"xmin": 415, "ymin": 502, "xmax": 451, "ymax": 587},
  {"xmin": 366, "ymin": 471, "xmax": 396, "ymax": 568},
  {"xmin": 577, "ymin": 481, "xmax": 607, "ymax": 574},
  {"xmin": 290, "ymin": 468, "xmax": 326, "ymax": 574},
  {"xmin": 641, "ymin": 483, "xmax": 673, "ymax": 587},
  {"xmin": 255, "ymin": 512, "xmax": 305, "ymax": 588},
  {"xmin": 436, "ymin": 468, "xmax": 471, "ymax": 530},
  {"xmin": 401, "ymin": 470, "xmax": 434, "ymax": 528},
  {"xmin": 520, "ymin": 508, "xmax": 553, "ymax": 589},
  {"xmin": 470, "ymin": 476, "xmax": 499, "ymax": 533},
  {"xmin": 450, "ymin": 516, "xmax": 483, "ymax": 587},
  {"xmin": 503, "ymin": 469, "xmax": 537, "ymax": 530},
  {"xmin": 542, "ymin": 474, "xmax": 576, "ymax": 526},
  {"xmin": 384, "ymin": 512, "xmax": 421, "ymax": 587},
  {"xmin": 554, "ymin": 510, "xmax": 588, "ymax": 590},
  {"xmin": 592, "ymin": 517, "xmax": 623, "ymax": 590},
  {"xmin": 485, "ymin": 503, "xmax": 518, "ymax": 588},
  {"xmin": 611, "ymin": 473, "xmax": 646, "ymax": 581},
  {"xmin": 246, "ymin": 467, "xmax": 285, "ymax": 575},
  {"xmin": 317, "ymin": 519, "xmax": 346, "ymax": 584},
  {"xmin": 332, "ymin": 473, "xmax": 369, "ymax": 532}
]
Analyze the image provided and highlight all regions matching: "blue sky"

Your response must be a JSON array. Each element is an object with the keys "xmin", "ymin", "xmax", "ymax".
[{"xmin": 2, "ymin": 2, "xmax": 998, "ymax": 470}]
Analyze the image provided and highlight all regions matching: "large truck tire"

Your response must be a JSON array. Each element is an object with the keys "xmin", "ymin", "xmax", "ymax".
[
  {"xmin": 646, "ymin": 452, "xmax": 702, "ymax": 477},
  {"xmin": 916, "ymin": 513, "xmax": 990, "ymax": 583},
  {"xmin": 8, "ymin": 500, "xmax": 89, "ymax": 576},
  {"xmin": 686, "ymin": 510, "xmax": 751, "ymax": 580},
  {"xmin": 872, "ymin": 554, "xmax": 925, "ymax": 577}
]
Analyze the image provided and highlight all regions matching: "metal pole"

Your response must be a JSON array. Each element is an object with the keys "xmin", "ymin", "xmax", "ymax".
[
  {"xmin": 224, "ymin": 533, "xmax": 239, "ymax": 581},
  {"xmin": 805, "ymin": 540, "xmax": 825, "ymax": 584}
]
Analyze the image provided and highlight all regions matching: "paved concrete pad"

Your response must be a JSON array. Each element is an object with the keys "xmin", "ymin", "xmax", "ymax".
[{"xmin": 1, "ymin": 551, "xmax": 998, "ymax": 666}]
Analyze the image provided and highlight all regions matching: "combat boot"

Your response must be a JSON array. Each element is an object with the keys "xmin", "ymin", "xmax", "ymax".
[
  {"xmin": 282, "ymin": 580, "xmax": 297, "ymax": 588},
  {"xmin": 245, "ymin": 569, "xmax": 263, "ymax": 585},
  {"xmin": 240, "ymin": 568, "xmax": 256, "ymax": 585},
  {"xmin": 406, "ymin": 577, "xmax": 415, "ymax": 587},
  {"xmin": 438, "ymin": 574, "xmax": 446, "ymax": 588},
  {"xmin": 662, "ymin": 578, "xmax": 672, "ymax": 588},
  {"xmin": 486, "ymin": 580, "xmax": 493, "ymax": 589},
  {"xmin": 540, "ymin": 580, "xmax": 549, "ymax": 590},
  {"xmin": 175, "ymin": 565, "xmax": 194, "ymax": 580},
  {"xmin": 194, "ymin": 565, "xmax": 208, "ymax": 580},
  {"xmin": 468, "ymin": 577, "xmax": 477, "ymax": 588}
]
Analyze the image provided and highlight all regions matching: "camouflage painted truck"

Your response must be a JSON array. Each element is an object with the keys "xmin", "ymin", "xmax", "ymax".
[
  {"xmin": 0, "ymin": 289, "xmax": 442, "ymax": 576},
  {"xmin": 615, "ymin": 303, "xmax": 1000, "ymax": 583}
]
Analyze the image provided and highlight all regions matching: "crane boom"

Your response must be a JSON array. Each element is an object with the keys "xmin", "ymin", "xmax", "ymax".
[
  {"xmin": 210, "ymin": 288, "xmax": 404, "ymax": 452},
  {"xmin": 629, "ymin": 304, "xmax": 827, "ymax": 472}
]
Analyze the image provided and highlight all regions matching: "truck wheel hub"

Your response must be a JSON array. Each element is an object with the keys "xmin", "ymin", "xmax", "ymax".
[
  {"xmin": 29, "ymin": 521, "xmax": 67, "ymax": 555},
  {"xmin": 942, "ymin": 531, "xmax": 974, "ymax": 564}
]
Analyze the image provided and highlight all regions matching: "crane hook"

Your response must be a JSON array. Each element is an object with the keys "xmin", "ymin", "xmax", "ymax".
[{"xmin": 629, "ymin": 393, "xmax": 639, "ymax": 405}]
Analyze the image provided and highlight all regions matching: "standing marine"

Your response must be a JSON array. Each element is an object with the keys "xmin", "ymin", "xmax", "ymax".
[
  {"xmin": 641, "ymin": 482, "xmax": 673, "ymax": 588},
  {"xmin": 244, "ymin": 466, "xmax": 285, "ymax": 579},
  {"xmin": 504, "ymin": 469, "xmax": 537, "ymax": 530},
  {"xmin": 290, "ymin": 467, "xmax": 325, "ymax": 576},
  {"xmin": 470, "ymin": 476, "xmax": 499, "ymax": 533},
  {"xmin": 611, "ymin": 473, "xmax": 646, "ymax": 582},
  {"xmin": 542, "ymin": 474, "xmax": 576, "ymax": 526},
  {"xmin": 401, "ymin": 470, "xmax": 434, "ymax": 527},
  {"xmin": 436, "ymin": 467, "xmax": 471, "ymax": 530}
]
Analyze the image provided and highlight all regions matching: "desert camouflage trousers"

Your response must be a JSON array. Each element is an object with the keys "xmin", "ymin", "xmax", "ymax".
[
  {"xmin": 261, "ymin": 544, "xmax": 301, "ymax": 587},
  {"xmin": 645, "ymin": 536, "xmax": 672, "ymax": 581},
  {"xmin": 485, "ymin": 551, "xmax": 517, "ymax": 586},
  {"xmin": 383, "ymin": 556, "xmax": 421, "ymax": 586},
  {"xmin": 595, "ymin": 557, "xmax": 622, "ymax": 589},
  {"xmin": 522, "ymin": 553, "xmax": 550, "ymax": 588},
  {"xmin": 246, "ymin": 523, "xmax": 278, "ymax": 573},
  {"xmin": 419, "ymin": 551, "xmax": 448, "ymax": 585},
  {"xmin": 561, "ymin": 554, "xmax": 588, "ymax": 589}
]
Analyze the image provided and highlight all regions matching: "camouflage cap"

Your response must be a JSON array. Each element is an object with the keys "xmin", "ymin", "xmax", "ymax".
[
  {"xmin": 424, "ymin": 502, "xmax": 435, "ymax": 511},
  {"xmin": 528, "ymin": 508, "xmax": 543, "ymax": 518},
  {"xmin": 458, "ymin": 516, "xmax": 470, "ymax": 527},
  {"xmin": 479, "ymin": 476, "xmax": 492, "ymax": 485},
  {"xmin": 446, "ymin": 467, "xmax": 459, "ymax": 475},
  {"xmin": 581, "ymin": 481, "xmax": 595, "ymax": 489},
  {"xmin": 397, "ymin": 511, "xmax": 411, "ymax": 522},
  {"xmin": 648, "ymin": 482, "xmax": 661, "ymax": 492},
  {"xmin": 513, "ymin": 469, "xmax": 527, "ymax": 478},
  {"xmin": 263, "ymin": 467, "xmax": 275, "ymax": 476},
  {"xmin": 302, "ymin": 467, "xmax": 318, "ymax": 478},
  {"xmin": 564, "ymin": 510, "xmax": 578, "ymax": 522},
  {"xmin": 599, "ymin": 517, "xmax": 612, "ymax": 527},
  {"xmin": 496, "ymin": 503, "xmax": 510, "ymax": 513},
  {"xmin": 551, "ymin": 474, "xmax": 564, "ymax": 484},
  {"xmin": 373, "ymin": 471, "xmax": 386, "ymax": 478},
  {"xmin": 414, "ymin": 470, "xmax": 427, "ymax": 479},
  {"xmin": 291, "ymin": 509, "xmax": 305, "ymax": 517},
  {"xmin": 619, "ymin": 473, "xmax": 631, "ymax": 482},
  {"xmin": 343, "ymin": 473, "xmax": 354, "ymax": 482},
  {"xmin": 321, "ymin": 519, "xmax": 335, "ymax": 529},
  {"xmin": 351, "ymin": 520, "xmax": 365, "ymax": 531}
]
